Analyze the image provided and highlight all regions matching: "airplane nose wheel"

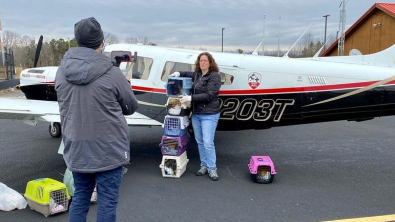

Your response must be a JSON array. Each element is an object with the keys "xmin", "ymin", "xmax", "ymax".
[{"xmin": 49, "ymin": 122, "xmax": 62, "ymax": 138}]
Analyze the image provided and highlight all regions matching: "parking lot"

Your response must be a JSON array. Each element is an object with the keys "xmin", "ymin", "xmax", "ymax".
[{"xmin": 1, "ymin": 90, "xmax": 395, "ymax": 222}]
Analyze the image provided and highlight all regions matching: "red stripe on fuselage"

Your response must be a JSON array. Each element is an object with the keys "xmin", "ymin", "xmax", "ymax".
[
  {"xmin": 36, "ymin": 80, "xmax": 395, "ymax": 95},
  {"xmin": 37, "ymin": 81, "xmax": 55, "ymax": 84},
  {"xmin": 132, "ymin": 80, "xmax": 395, "ymax": 95}
]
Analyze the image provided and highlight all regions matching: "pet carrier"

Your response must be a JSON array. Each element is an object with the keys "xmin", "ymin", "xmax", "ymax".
[
  {"xmin": 24, "ymin": 178, "xmax": 70, "ymax": 217},
  {"xmin": 159, "ymin": 134, "xmax": 188, "ymax": 156},
  {"xmin": 165, "ymin": 77, "xmax": 192, "ymax": 97},
  {"xmin": 166, "ymin": 97, "xmax": 191, "ymax": 116},
  {"xmin": 162, "ymin": 115, "xmax": 189, "ymax": 137},
  {"xmin": 248, "ymin": 156, "xmax": 277, "ymax": 184},
  {"xmin": 159, "ymin": 151, "xmax": 189, "ymax": 178}
]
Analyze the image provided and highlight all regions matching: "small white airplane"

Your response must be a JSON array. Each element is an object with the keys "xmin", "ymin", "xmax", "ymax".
[{"xmin": 1, "ymin": 42, "xmax": 395, "ymax": 138}]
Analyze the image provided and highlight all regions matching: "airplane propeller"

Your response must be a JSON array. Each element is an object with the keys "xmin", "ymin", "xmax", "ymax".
[{"xmin": 33, "ymin": 35, "xmax": 43, "ymax": 68}]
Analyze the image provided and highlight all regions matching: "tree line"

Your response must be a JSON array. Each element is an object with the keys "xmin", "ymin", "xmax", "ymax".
[
  {"xmin": 2, "ymin": 30, "xmax": 331, "ymax": 69},
  {"xmin": 1, "ymin": 30, "xmax": 155, "ymax": 68},
  {"xmin": 262, "ymin": 32, "xmax": 336, "ymax": 57}
]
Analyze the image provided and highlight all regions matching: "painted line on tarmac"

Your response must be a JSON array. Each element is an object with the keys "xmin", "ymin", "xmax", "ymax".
[{"xmin": 320, "ymin": 214, "xmax": 395, "ymax": 222}]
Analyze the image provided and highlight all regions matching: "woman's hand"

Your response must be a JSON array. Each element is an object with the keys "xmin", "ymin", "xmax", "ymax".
[
  {"xmin": 179, "ymin": 95, "xmax": 191, "ymax": 103},
  {"xmin": 169, "ymin": 72, "xmax": 180, "ymax": 77}
]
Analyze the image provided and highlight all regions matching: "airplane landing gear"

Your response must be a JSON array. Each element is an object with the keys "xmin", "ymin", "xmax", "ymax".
[
  {"xmin": 188, "ymin": 124, "xmax": 195, "ymax": 139},
  {"xmin": 49, "ymin": 122, "xmax": 62, "ymax": 138}
]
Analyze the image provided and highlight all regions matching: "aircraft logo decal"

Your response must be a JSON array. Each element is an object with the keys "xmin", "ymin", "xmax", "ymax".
[{"xmin": 248, "ymin": 72, "xmax": 261, "ymax": 89}]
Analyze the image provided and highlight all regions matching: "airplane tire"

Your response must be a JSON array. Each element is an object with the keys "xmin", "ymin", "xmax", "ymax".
[{"xmin": 49, "ymin": 122, "xmax": 62, "ymax": 138}]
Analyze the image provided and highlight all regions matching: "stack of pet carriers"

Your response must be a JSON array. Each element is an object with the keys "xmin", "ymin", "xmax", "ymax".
[{"xmin": 159, "ymin": 77, "xmax": 192, "ymax": 178}]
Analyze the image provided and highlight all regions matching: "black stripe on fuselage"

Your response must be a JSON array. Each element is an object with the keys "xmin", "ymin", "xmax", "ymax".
[
  {"xmin": 20, "ymin": 84, "xmax": 395, "ymax": 131},
  {"xmin": 149, "ymin": 85, "xmax": 395, "ymax": 131}
]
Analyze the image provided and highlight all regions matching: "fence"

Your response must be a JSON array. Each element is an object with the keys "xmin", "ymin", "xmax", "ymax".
[
  {"xmin": 0, "ymin": 66, "xmax": 22, "ymax": 79},
  {"xmin": 0, "ymin": 47, "xmax": 16, "ymax": 80}
]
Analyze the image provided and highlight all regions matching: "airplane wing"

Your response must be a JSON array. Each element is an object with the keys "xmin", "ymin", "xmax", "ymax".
[
  {"xmin": 0, "ymin": 98, "xmax": 162, "ymax": 127},
  {"xmin": 124, "ymin": 113, "xmax": 162, "ymax": 126}
]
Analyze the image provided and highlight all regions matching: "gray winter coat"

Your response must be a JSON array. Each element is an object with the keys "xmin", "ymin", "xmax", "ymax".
[{"xmin": 55, "ymin": 47, "xmax": 138, "ymax": 173}]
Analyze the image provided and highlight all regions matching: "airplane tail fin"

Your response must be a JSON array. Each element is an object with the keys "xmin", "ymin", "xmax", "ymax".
[
  {"xmin": 314, "ymin": 44, "xmax": 395, "ymax": 68},
  {"xmin": 362, "ymin": 44, "xmax": 395, "ymax": 67}
]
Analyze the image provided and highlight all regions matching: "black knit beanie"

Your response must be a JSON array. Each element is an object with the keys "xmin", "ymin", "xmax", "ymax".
[{"xmin": 74, "ymin": 17, "xmax": 104, "ymax": 49}]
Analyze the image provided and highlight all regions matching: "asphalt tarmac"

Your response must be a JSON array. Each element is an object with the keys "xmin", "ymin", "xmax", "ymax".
[{"xmin": 1, "ymin": 90, "xmax": 395, "ymax": 222}]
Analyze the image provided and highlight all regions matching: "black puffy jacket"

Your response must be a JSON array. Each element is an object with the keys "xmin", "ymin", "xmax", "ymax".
[{"xmin": 179, "ymin": 70, "xmax": 221, "ymax": 114}]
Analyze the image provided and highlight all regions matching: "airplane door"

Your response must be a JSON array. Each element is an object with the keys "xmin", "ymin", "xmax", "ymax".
[
  {"xmin": 148, "ymin": 50, "xmax": 198, "ymax": 120},
  {"xmin": 121, "ymin": 56, "xmax": 159, "ymax": 118},
  {"xmin": 147, "ymin": 60, "xmax": 163, "ymax": 117}
]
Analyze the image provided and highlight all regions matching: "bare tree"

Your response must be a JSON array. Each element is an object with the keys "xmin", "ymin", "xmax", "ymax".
[
  {"xmin": 303, "ymin": 32, "xmax": 314, "ymax": 48},
  {"xmin": 19, "ymin": 35, "xmax": 33, "ymax": 47},
  {"xmin": 103, "ymin": 32, "xmax": 120, "ymax": 45},
  {"xmin": 124, "ymin": 37, "xmax": 138, "ymax": 44},
  {"xmin": 138, "ymin": 36, "xmax": 149, "ymax": 45},
  {"xmin": 265, "ymin": 50, "xmax": 278, "ymax": 57},
  {"xmin": 3, "ymin": 30, "xmax": 22, "ymax": 49},
  {"xmin": 5, "ymin": 33, "xmax": 34, "ymax": 68},
  {"xmin": 294, "ymin": 32, "xmax": 325, "ymax": 57},
  {"xmin": 124, "ymin": 36, "xmax": 156, "ymax": 45}
]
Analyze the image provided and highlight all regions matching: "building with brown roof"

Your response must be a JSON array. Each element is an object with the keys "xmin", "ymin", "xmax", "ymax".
[{"xmin": 321, "ymin": 3, "xmax": 395, "ymax": 57}]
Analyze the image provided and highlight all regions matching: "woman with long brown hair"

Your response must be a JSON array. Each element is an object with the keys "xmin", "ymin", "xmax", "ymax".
[{"xmin": 170, "ymin": 52, "xmax": 221, "ymax": 181}]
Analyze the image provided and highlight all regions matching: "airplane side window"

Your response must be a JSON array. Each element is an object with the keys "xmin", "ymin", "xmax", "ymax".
[
  {"xmin": 161, "ymin": 61, "xmax": 194, "ymax": 81},
  {"xmin": 125, "ymin": 56, "xmax": 153, "ymax": 80},
  {"xmin": 160, "ymin": 61, "xmax": 233, "ymax": 85},
  {"xmin": 219, "ymin": 72, "xmax": 234, "ymax": 85}
]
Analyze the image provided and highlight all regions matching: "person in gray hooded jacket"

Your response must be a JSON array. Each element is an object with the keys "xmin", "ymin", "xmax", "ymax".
[{"xmin": 55, "ymin": 17, "xmax": 138, "ymax": 222}]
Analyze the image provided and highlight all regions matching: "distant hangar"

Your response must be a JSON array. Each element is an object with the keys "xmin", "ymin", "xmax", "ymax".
[{"xmin": 321, "ymin": 3, "xmax": 395, "ymax": 56}]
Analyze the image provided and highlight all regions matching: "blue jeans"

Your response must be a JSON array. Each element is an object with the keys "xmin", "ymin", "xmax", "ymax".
[
  {"xmin": 69, "ymin": 166, "xmax": 123, "ymax": 222},
  {"xmin": 191, "ymin": 113, "xmax": 220, "ymax": 171}
]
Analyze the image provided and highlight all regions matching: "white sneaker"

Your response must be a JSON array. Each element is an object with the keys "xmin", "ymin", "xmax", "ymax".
[
  {"xmin": 196, "ymin": 166, "xmax": 208, "ymax": 176},
  {"xmin": 209, "ymin": 170, "xmax": 219, "ymax": 181},
  {"xmin": 90, "ymin": 187, "xmax": 97, "ymax": 203}
]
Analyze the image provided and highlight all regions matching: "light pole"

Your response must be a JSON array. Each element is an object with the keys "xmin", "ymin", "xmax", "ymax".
[
  {"xmin": 263, "ymin": 14, "xmax": 265, "ymax": 55},
  {"xmin": 277, "ymin": 16, "xmax": 281, "ymax": 57},
  {"xmin": 0, "ymin": 18, "xmax": 4, "ymax": 66},
  {"xmin": 222, "ymin": 28, "xmax": 225, "ymax": 52},
  {"xmin": 323, "ymin": 15, "xmax": 330, "ymax": 48},
  {"xmin": 68, "ymin": 37, "xmax": 70, "ymax": 49}
]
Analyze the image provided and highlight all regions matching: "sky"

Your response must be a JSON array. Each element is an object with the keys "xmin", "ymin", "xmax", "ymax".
[{"xmin": 0, "ymin": 0, "xmax": 394, "ymax": 52}]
